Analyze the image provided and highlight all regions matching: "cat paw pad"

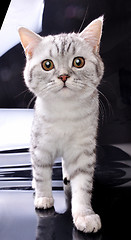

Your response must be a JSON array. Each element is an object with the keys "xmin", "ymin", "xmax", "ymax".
[
  {"xmin": 34, "ymin": 197, "xmax": 54, "ymax": 209},
  {"xmin": 73, "ymin": 214, "xmax": 101, "ymax": 233}
]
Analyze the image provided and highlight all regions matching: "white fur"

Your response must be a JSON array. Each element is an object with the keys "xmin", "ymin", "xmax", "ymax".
[{"xmin": 20, "ymin": 18, "xmax": 104, "ymax": 233}]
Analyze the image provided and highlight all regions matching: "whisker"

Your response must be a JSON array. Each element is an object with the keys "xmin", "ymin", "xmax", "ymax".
[
  {"xmin": 73, "ymin": 79, "xmax": 86, "ymax": 86},
  {"xmin": 38, "ymin": 83, "xmax": 63, "ymax": 97},
  {"xmin": 99, "ymin": 99, "xmax": 106, "ymax": 124},
  {"xmin": 97, "ymin": 89, "xmax": 113, "ymax": 118},
  {"xmin": 78, "ymin": 5, "xmax": 89, "ymax": 33},
  {"xmin": 68, "ymin": 80, "xmax": 86, "ymax": 90},
  {"xmin": 86, "ymin": 84, "xmax": 113, "ymax": 121},
  {"xmin": 14, "ymin": 89, "xmax": 29, "ymax": 99},
  {"xmin": 27, "ymin": 95, "xmax": 36, "ymax": 109}
]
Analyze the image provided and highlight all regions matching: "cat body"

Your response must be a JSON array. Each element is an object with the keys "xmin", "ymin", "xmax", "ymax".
[{"xmin": 18, "ymin": 17, "xmax": 104, "ymax": 233}]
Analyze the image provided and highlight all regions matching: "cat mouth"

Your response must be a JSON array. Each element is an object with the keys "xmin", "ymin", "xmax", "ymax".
[
  {"xmin": 59, "ymin": 82, "xmax": 72, "ymax": 91},
  {"xmin": 62, "ymin": 83, "xmax": 67, "ymax": 88}
]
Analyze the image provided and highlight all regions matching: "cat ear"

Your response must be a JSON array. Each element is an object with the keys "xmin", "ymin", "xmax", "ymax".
[
  {"xmin": 18, "ymin": 27, "xmax": 42, "ymax": 57},
  {"xmin": 80, "ymin": 16, "xmax": 103, "ymax": 52}
]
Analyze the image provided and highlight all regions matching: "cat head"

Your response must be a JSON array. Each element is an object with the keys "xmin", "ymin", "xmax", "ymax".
[{"xmin": 18, "ymin": 16, "xmax": 104, "ymax": 100}]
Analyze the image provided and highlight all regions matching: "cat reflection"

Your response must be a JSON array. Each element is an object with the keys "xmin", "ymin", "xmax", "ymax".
[{"xmin": 35, "ymin": 208, "xmax": 102, "ymax": 240}]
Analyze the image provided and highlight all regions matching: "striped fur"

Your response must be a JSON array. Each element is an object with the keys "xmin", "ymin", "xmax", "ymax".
[{"xmin": 19, "ymin": 17, "xmax": 104, "ymax": 233}]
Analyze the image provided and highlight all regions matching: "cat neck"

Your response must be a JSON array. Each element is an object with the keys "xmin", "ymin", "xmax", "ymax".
[{"xmin": 35, "ymin": 91, "xmax": 98, "ymax": 121}]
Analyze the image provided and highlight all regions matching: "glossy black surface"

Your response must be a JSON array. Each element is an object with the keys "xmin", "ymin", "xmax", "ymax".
[{"xmin": 0, "ymin": 145, "xmax": 131, "ymax": 240}]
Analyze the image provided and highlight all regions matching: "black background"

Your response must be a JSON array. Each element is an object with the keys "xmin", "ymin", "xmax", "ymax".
[{"xmin": 0, "ymin": 0, "xmax": 131, "ymax": 144}]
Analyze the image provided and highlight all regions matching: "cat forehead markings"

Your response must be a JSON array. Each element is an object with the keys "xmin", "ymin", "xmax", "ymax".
[{"xmin": 48, "ymin": 34, "xmax": 77, "ymax": 56}]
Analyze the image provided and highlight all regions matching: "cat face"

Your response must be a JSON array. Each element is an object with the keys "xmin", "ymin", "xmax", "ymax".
[{"xmin": 18, "ymin": 17, "xmax": 104, "ymax": 100}]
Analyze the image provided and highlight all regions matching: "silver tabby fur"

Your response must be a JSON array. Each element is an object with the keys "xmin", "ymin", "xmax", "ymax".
[{"xmin": 19, "ymin": 16, "xmax": 104, "ymax": 233}]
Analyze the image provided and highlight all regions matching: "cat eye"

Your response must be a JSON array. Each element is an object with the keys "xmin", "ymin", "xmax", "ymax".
[
  {"xmin": 73, "ymin": 57, "xmax": 85, "ymax": 68},
  {"xmin": 41, "ymin": 59, "xmax": 54, "ymax": 71}
]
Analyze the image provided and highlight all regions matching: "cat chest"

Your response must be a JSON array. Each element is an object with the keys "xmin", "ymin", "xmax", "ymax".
[
  {"xmin": 33, "ymin": 100, "xmax": 98, "ymax": 149},
  {"xmin": 38, "ymin": 114, "xmax": 96, "ymax": 143},
  {"xmin": 32, "ymin": 112, "xmax": 98, "ymax": 157},
  {"xmin": 37, "ymin": 121, "xmax": 84, "ymax": 154}
]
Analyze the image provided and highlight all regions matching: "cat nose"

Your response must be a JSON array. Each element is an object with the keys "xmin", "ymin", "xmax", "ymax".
[{"xmin": 58, "ymin": 74, "xmax": 70, "ymax": 82}]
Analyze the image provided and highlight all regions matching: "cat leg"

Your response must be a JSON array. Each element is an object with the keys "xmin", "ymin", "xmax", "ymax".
[
  {"xmin": 32, "ymin": 178, "xmax": 36, "ymax": 189},
  {"xmin": 70, "ymin": 154, "xmax": 101, "ymax": 233},
  {"xmin": 62, "ymin": 158, "xmax": 71, "ymax": 210},
  {"xmin": 31, "ymin": 151, "xmax": 54, "ymax": 209}
]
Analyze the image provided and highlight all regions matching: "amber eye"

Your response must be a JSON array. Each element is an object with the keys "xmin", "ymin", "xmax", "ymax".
[
  {"xmin": 73, "ymin": 57, "xmax": 85, "ymax": 68},
  {"xmin": 41, "ymin": 59, "xmax": 54, "ymax": 71}
]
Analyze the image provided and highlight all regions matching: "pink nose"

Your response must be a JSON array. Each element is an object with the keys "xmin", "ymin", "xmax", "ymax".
[{"xmin": 58, "ymin": 74, "xmax": 70, "ymax": 82}]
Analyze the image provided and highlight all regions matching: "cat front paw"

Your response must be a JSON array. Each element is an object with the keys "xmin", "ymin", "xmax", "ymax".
[
  {"xmin": 73, "ymin": 213, "xmax": 101, "ymax": 233},
  {"xmin": 34, "ymin": 197, "xmax": 54, "ymax": 209}
]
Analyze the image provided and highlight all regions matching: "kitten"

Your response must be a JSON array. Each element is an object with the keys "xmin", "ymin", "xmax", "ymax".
[{"xmin": 18, "ymin": 16, "xmax": 104, "ymax": 233}]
